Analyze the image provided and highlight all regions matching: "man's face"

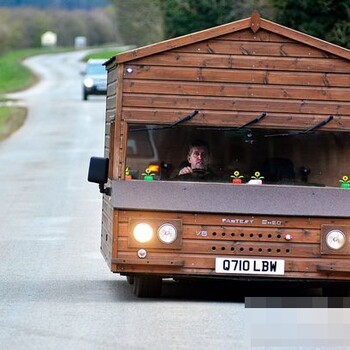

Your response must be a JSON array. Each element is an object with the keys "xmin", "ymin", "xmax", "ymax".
[{"xmin": 187, "ymin": 146, "xmax": 209, "ymax": 170}]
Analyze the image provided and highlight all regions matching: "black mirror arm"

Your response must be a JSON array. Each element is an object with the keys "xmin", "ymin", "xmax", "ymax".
[{"xmin": 99, "ymin": 183, "xmax": 111, "ymax": 196}]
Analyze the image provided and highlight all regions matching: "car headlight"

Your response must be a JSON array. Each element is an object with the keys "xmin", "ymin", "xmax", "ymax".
[
  {"xmin": 157, "ymin": 224, "xmax": 177, "ymax": 244},
  {"xmin": 325, "ymin": 229, "xmax": 346, "ymax": 250},
  {"xmin": 133, "ymin": 223, "xmax": 153, "ymax": 243},
  {"xmin": 83, "ymin": 78, "xmax": 94, "ymax": 88}
]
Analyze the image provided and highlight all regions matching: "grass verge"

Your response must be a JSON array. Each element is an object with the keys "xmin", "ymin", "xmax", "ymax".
[
  {"xmin": 0, "ymin": 48, "xmax": 65, "ymax": 141},
  {"xmin": 0, "ymin": 48, "xmax": 72, "ymax": 94},
  {"xmin": 0, "ymin": 106, "xmax": 27, "ymax": 141}
]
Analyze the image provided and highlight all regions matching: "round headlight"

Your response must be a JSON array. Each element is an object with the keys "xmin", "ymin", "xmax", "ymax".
[
  {"xmin": 83, "ymin": 78, "xmax": 94, "ymax": 88},
  {"xmin": 326, "ymin": 230, "xmax": 346, "ymax": 250},
  {"xmin": 133, "ymin": 223, "xmax": 153, "ymax": 243},
  {"xmin": 158, "ymin": 224, "xmax": 177, "ymax": 244}
]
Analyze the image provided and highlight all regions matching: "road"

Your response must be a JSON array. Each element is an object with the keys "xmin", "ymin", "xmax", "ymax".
[
  {"xmin": 0, "ymin": 51, "xmax": 248, "ymax": 350},
  {"xmin": 0, "ymin": 51, "xmax": 349, "ymax": 350}
]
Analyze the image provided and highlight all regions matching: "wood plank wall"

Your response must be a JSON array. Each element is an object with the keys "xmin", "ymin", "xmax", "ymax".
[{"xmin": 120, "ymin": 28, "xmax": 350, "ymax": 131}]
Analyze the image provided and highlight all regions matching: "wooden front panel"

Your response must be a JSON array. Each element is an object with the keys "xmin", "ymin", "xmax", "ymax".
[
  {"xmin": 120, "ymin": 27, "xmax": 350, "ymax": 131},
  {"xmin": 110, "ymin": 210, "xmax": 350, "ymax": 281}
]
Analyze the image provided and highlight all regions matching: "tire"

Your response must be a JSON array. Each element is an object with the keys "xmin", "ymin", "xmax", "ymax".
[
  {"xmin": 83, "ymin": 91, "xmax": 88, "ymax": 100},
  {"xmin": 126, "ymin": 275, "xmax": 134, "ymax": 285},
  {"xmin": 133, "ymin": 276, "xmax": 162, "ymax": 298}
]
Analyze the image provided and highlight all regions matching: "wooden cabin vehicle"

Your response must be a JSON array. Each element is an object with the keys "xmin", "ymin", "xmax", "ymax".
[{"xmin": 88, "ymin": 12, "xmax": 350, "ymax": 297}]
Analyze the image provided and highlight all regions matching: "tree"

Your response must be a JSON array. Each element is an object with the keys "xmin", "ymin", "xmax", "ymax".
[
  {"xmin": 0, "ymin": 7, "xmax": 118, "ymax": 51},
  {"xmin": 269, "ymin": 0, "xmax": 350, "ymax": 48},
  {"xmin": 110, "ymin": 0, "xmax": 164, "ymax": 46},
  {"xmin": 161, "ymin": 0, "xmax": 236, "ymax": 38},
  {"xmin": 161, "ymin": 0, "xmax": 273, "ymax": 39}
]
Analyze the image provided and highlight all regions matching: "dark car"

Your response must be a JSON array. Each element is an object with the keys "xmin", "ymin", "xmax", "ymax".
[{"xmin": 82, "ymin": 59, "xmax": 107, "ymax": 100}]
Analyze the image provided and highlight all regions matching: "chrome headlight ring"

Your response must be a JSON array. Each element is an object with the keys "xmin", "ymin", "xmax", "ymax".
[
  {"xmin": 325, "ymin": 229, "xmax": 346, "ymax": 250},
  {"xmin": 157, "ymin": 223, "xmax": 178, "ymax": 244}
]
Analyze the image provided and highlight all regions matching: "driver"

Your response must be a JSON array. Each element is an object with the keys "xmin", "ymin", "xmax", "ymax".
[{"xmin": 178, "ymin": 139, "xmax": 210, "ymax": 175}]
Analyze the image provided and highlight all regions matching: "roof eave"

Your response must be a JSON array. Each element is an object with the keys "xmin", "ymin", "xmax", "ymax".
[
  {"xmin": 111, "ymin": 17, "xmax": 251, "ymax": 64},
  {"xmin": 260, "ymin": 17, "xmax": 350, "ymax": 60}
]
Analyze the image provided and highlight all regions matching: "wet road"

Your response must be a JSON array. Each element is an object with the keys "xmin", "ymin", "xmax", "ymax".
[
  {"xmin": 0, "ymin": 51, "xmax": 349, "ymax": 350},
  {"xmin": 0, "ymin": 51, "xmax": 247, "ymax": 349}
]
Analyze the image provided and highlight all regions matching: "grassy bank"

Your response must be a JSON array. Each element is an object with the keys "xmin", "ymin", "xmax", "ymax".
[
  {"xmin": 0, "ymin": 48, "xmax": 70, "ymax": 94},
  {"xmin": 0, "ymin": 48, "xmax": 65, "ymax": 141},
  {"xmin": 0, "ymin": 106, "xmax": 27, "ymax": 141}
]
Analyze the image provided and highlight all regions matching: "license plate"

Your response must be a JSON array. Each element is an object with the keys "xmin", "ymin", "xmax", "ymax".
[{"xmin": 215, "ymin": 257, "xmax": 285, "ymax": 275}]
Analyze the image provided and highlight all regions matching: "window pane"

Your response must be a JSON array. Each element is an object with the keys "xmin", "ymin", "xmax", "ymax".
[{"xmin": 125, "ymin": 124, "xmax": 350, "ymax": 188}]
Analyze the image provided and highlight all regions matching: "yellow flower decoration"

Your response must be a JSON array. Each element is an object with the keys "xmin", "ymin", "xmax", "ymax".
[
  {"xmin": 251, "ymin": 171, "xmax": 264, "ymax": 180},
  {"xmin": 230, "ymin": 170, "xmax": 244, "ymax": 179}
]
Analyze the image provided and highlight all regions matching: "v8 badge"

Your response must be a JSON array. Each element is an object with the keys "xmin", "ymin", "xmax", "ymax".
[{"xmin": 197, "ymin": 230, "xmax": 208, "ymax": 237}]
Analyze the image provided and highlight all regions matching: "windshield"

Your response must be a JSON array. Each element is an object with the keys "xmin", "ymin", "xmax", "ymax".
[
  {"xmin": 86, "ymin": 63, "xmax": 106, "ymax": 75},
  {"xmin": 125, "ymin": 124, "xmax": 350, "ymax": 188}
]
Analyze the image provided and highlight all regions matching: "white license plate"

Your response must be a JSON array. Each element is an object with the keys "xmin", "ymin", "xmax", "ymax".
[{"xmin": 215, "ymin": 257, "xmax": 285, "ymax": 275}]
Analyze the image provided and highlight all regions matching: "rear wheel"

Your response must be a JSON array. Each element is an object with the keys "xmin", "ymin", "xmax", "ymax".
[{"xmin": 133, "ymin": 275, "xmax": 162, "ymax": 298}]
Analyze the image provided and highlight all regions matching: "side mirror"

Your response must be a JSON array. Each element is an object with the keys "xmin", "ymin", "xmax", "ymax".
[{"xmin": 88, "ymin": 157, "xmax": 111, "ymax": 195}]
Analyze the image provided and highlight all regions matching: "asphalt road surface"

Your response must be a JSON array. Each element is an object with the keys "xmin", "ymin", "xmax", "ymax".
[
  {"xmin": 0, "ymin": 51, "xmax": 248, "ymax": 350},
  {"xmin": 0, "ymin": 51, "xmax": 349, "ymax": 350}
]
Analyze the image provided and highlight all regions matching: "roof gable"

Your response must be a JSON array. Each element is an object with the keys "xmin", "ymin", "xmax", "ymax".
[{"xmin": 113, "ymin": 11, "xmax": 350, "ymax": 64}]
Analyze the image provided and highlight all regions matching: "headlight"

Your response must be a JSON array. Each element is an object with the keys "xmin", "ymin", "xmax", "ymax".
[
  {"xmin": 133, "ymin": 223, "xmax": 153, "ymax": 243},
  {"xmin": 83, "ymin": 78, "xmax": 94, "ymax": 88},
  {"xmin": 158, "ymin": 224, "xmax": 177, "ymax": 244},
  {"xmin": 326, "ymin": 229, "xmax": 346, "ymax": 250}
]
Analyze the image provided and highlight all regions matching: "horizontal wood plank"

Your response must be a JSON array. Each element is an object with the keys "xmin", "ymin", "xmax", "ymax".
[
  {"xmin": 182, "ymin": 240, "xmax": 320, "ymax": 258},
  {"xmin": 217, "ymin": 29, "xmax": 295, "ymax": 43},
  {"xmin": 123, "ymin": 93, "xmax": 350, "ymax": 116},
  {"xmin": 123, "ymin": 66, "xmax": 350, "ymax": 87},
  {"xmin": 122, "ymin": 108, "xmax": 350, "ymax": 130},
  {"xmin": 174, "ymin": 40, "xmax": 334, "ymax": 58},
  {"xmin": 133, "ymin": 52, "xmax": 350, "ymax": 73},
  {"xmin": 123, "ymin": 80, "xmax": 349, "ymax": 102},
  {"xmin": 114, "ymin": 250, "xmax": 350, "ymax": 272},
  {"xmin": 181, "ymin": 226, "xmax": 320, "ymax": 243}
]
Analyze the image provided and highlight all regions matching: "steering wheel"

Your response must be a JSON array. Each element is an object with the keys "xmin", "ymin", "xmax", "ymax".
[
  {"xmin": 176, "ymin": 168, "xmax": 209, "ymax": 181},
  {"xmin": 192, "ymin": 168, "xmax": 206, "ymax": 175}
]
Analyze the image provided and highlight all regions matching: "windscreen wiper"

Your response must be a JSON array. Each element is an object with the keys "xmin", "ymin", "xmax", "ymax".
[
  {"xmin": 264, "ymin": 115, "xmax": 334, "ymax": 138},
  {"xmin": 130, "ymin": 110, "xmax": 199, "ymax": 132},
  {"xmin": 236, "ymin": 111, "xmax": 267, "ymax": 130},
  {"xmin": 198, "ymin": 112, "xmax": 267, "ymax": 131}
]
